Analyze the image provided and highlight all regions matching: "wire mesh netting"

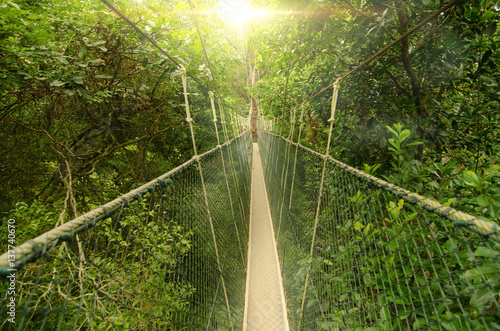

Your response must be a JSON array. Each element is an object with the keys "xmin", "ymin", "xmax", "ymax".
[
  {"xmin": 0, "ymin": 133, "xmax": 252, "ymax": 330},
  {"xmin": 258, "ymin": 131, "xmax": 500, "ymax": 331}
]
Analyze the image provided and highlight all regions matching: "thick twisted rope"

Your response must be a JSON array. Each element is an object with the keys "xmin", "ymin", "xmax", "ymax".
[
  {"xmin": 180, "ymin": 67, "xmax": 234, "ymax": 330},
  {"xmin": 298, "ymin": 80, "xmax": 341, "ymax": 329},
  {"xmin": 0, "ymin": 139, "xmax": 240, "ymax": 276},
  {"xmin": 267, "ymin": 132, "xmax": 500, "ymax": 243}
]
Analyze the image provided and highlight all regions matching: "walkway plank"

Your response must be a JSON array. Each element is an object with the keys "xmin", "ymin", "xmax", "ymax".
[{"xmin": 243, "ymin": 143, "xmax": 289, "ymax": 330}]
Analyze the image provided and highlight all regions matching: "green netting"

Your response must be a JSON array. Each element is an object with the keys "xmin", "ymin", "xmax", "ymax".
[
  {"xmin": 0, "ymin": 133, "xmax": 252, "ymax": 330},
  {"xmin": 259, "ymin": 131, "xmax": 500, "ymax": 331}
]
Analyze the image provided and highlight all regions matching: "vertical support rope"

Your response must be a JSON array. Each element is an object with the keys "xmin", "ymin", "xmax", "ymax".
[
  {"xmin": 289, "ymin": 105, "xmax": 305, "ymax": 211},
  {"xmin": 281, "ymin": 105, "xmax": 306, "ymax": 272},
  {"xmin": 220, "ymin": 104, "xmax": 242, "ymax": 195},
  {"xmin": 220, "ymin": 104, "xmax": 230, "ymax": 144},
  {"xmin": 180, "ymin": 67, "xmax": 234, "ymax": 330},
  {"xmin": 298, "ymin": 79, "xmax": 341, "ymax": 330},
  {"xmin": 230, "ymin": 112, "xmax": 239, "ymax": 139},
  {"xmin": 276, "ymin": 106, "xmax": 298, "ymax": 245},
  {"xmin": 272, "ymin": 114, "xmax": 284, "ymax": 190},
  {"xmin": 209, "ymin": 92, "xmax": 245, "ymax": 267},
  {"xmin": 217, "ymin": 97, "xmax": 250, "ymax": 258}
]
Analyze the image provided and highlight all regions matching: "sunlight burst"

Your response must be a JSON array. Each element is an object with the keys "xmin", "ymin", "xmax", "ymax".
[{"xmin": 218, "ymin": 0, "xmax": 269, "ymax": 26}]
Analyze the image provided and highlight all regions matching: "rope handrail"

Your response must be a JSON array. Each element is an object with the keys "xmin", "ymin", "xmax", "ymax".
[
  {"xmin": 258, "ymin": 130, "xmax": 500, "ymax": 329},
  {"xmin": 0, "ymin": 136, "xmax": 241, "ymax": 275},
  {"xmin": 180, "ymin": 66, "xmax": 235, "ymax": 330},
  {"xmin": 265, "ymin": 132, "xmax": 500, "ymax": 243}
]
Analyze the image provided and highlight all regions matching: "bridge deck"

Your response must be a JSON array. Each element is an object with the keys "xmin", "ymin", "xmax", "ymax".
[{"xmin": 243, "ymin": 143, "xmax": 289, "ymax": 330}]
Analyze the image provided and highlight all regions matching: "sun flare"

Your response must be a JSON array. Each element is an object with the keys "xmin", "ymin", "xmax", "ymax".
[{"xmin": 218, "ymin": 0, "xmax": 269, "ymax": 26}]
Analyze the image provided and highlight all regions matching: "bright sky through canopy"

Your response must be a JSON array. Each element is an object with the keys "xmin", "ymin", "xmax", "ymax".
[{"xmin": 218, "ymin": 0, "xmax": 269, "ymax": 26}]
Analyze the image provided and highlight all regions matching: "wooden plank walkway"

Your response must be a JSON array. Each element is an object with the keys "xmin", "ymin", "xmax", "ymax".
[{"xmin": 243, "ymin": 143, "xmax": 289, "ymax": 330}]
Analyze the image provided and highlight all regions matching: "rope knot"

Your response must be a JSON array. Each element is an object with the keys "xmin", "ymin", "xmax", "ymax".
[
  {"xmin": 186, "ymin": 117, "xmax": 193, "ymax": 123},
  {"xmin": 100, "ymin": 206, "xmax": 110, "ymax": 217},
  {"xmin": 27, "ymin": 240, "xmax": 44, "ymax": 259}
]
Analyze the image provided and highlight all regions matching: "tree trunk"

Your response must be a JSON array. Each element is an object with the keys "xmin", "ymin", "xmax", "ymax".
[
  {"xmin": 246, "ymin": 48, "xmax": 259, "ymax": 141},
  {"xmin": 395, "ymin": 0, "xmax": 426, "ymax": 160}
]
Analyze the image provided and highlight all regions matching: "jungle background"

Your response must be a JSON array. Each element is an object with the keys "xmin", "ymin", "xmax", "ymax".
[{"xmin": 0, "ymin": 0, "xmax": 499, "ymax": 250}]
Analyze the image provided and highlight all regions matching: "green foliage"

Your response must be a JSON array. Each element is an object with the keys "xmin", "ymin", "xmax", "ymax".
[
  {"xmin": 254, "ymin": 0, "xmax": 500, "ymax": 216},
  {"xmin": 459, "ymin": 165, "xmax": 500, "ymax": 218},
  {"xmin": 0, "ymin": 201, "xmax": 57, "ymax": 253},
  {"xmin": 260, "ymin": 132, "xmax": 500, "ymax": 330},
  {"xmin": 0, "ymin": 0, "xmax": 246, "ymax": 217},
  {"xmin": 386, "ymin": 123, "xmax": 423, "ymax": 185}
]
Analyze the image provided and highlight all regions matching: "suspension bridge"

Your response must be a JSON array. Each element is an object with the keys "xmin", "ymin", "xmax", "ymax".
[
  {"xmin": 1, "ymin": 86, "xmax": 500, "ymax": 329},
  {"xmin": 2, "ymin": 0, "xmax": 500, "ymax": 330}
]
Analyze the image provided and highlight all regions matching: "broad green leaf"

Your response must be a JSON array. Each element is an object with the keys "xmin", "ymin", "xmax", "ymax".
[
  {"xmin": 483, "ymin": 10, "xmax": 495, "ymax": 21},
  {"xmin": 56, "ymin": 57, "xmax": 69, "ymax": 65},
  {"xmin": 72, "ymin": 76, "xmax": 85, "ymax": 85},
  {"xmin": 440, "ymin": 320, "xmax": 454, "ymax": 331},
  {"xmin": 194, "ymin": 38, "xmax": 201, "ymax": 54},
  {"xmin": 386, "ymin": 126, "xmax": 398, "ymax": 136},
  {"xmin": 18, "ymin": 71, "xmax": 32, "ymax": 79},
  {"xmin": 399, "ymin": 129, "xmax": 410, "ymax": 142},
  {"xmin": 64, "ymin": 89, "xmax": 76, "ymax": 96},
  {"xmin": 170, "ymin": 50, "xmax": 186, "ymax": 58},
  {"xmin": 413, "ymin": 318, "xmax": 428, "ymax": 329},
  {"xmin": 470, "ymin": 287, "xmax": 496, "ymax": 311},
  {"xmin": 117, "ymin": 1, "xmax": 127, "ymax": 12},
  {"xmin": 474, "ymin": 246, "xmax": 500, "ymax": 258},
  {"xmin": 77, "ymin": 86, "xmax": 92, "ymax": 100},
  {"xmin": 50, "ymin": 80, "xmax": 66, "ymax": 87},
  {"xmin": 422, "ymin": 0, "xmax": 431, "ymax": 4},
  {"xmin": 389, "ymin": 239, "xmax": 398, "ymax": 251},
  {"xmin": 380, "ymin": 306, "xmax": 390, "ymax": 321},
  {"xmin": 443, "ymin": 198, "xmax": 454, "ymax": 206},
  {"xmin": 363, "ymin": 223, "xmax": 372, "ymax": 236},
  {"xmin": 95, "ymin": 74, "xmax": 113, "ymax": 79},
  {"xmin": 463, "ymin": 264, "xmax": 500, "ymax": 280},
  {"xmin": 393, "ymin": 123, "xmax": 404, "ymax": 132},
  {"xmin": 476, "ymin": 194, "xmax": 489, "ymax": 207},
  {"xmin": 388, "ymin": 138, "xmax": 398, "ymax": 148},
  {"xmin": 487, "ymin": 21, "xmax": 497, "ymax": 37},
  {"xmin": 446, "ymin": 238, "xmax": 457, "ymax": 252},
  {"xmin": 90, "ymin": 40, "xmax": 106, "ymax": 46},
  {"xmin": 463, "ymin": 171, "xmax": 480, "ymax": 187},
  {"xmin": 78, "ymin": 46, "xmax": 87, "ymax": 59}
]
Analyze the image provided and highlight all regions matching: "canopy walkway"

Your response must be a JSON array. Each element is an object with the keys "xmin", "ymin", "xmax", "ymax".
[
  {"xmin": 2, "ymin": 122, "xmax": 500, "ymax": 329},
  {"xmin": 1, "ymin": 2, "xmax": 500, "ymax": 327}
]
